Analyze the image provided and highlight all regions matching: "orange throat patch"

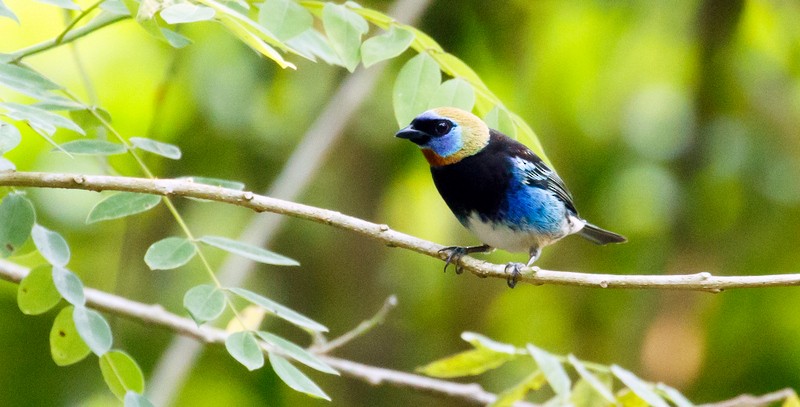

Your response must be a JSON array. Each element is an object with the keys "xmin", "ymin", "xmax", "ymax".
[{"xmin": 422, "ymin": 148, "xmax": 462, "ymax": 167}]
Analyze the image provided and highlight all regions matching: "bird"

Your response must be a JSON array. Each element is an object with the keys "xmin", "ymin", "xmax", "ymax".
[{"xmin": 396, "ymin": 107, "xmax": 626, "ymax": 288}]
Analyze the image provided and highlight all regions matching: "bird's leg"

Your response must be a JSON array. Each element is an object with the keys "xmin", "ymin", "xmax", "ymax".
[
  {"xmin": 438, "ymin": 244, "xmax": 492, "ymax": 274},
  {"xmin": 505, "ymin": 247, "xmax": 542, "ymax": 288}
]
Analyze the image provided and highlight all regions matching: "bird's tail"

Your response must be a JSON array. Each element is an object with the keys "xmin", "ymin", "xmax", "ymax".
[{"xmin": 579, "ymin": 223, "xmax": 627, "ymax": 245}]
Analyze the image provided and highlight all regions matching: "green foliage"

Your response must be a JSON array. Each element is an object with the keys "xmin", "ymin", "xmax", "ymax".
[
  {"xmin": 183, "ymin": 284, "xmax": 226, "ymax": 325},
  {"xmin": 31, "ymin": 224, "xmax": 70, "ymax": 267},
  {"xmin": 73, "ymin": 305, "xmax": 113, "ymax": 356},
  {"xmin": 225, "ymin": 331, "xmax": 265, "ymax": 371},
  {"xmin": 257, "ymin": 331, "xmax": 338, "ymax": 375},
  {"xmin": 144, "ymin": 236, "xmax": 197, "ymax": 270},
  {"xmin": 99, "ymin": 350, "xmax": 145, "ymax": 399},
  {"xmin": 58, "ymin": 139, "xmax": 127, "ymax": 155},
  {"xmin": 51, "ymin": 266, "xmax": 85, "ymax": 306},
  {"xmin": 50, "ymin": 305, "xmax": 91, "ymax": 366},
  {"xmin": 86, "ymin": 192, "xmax": 162, "ymax": 224},
  {"xmin": 129, "ymin": 137, "xmax": 182, "ymax": 159},
  {"xmin": 227, "ymin": 287, "xmax": 328, "ymax": 332},
  {"xmin": 0, "ymin": 192, "xmax": 34, "ymax": 257},
  {"xmin": 268, "ymin": 353, "xmax": 331, "ymax": 400},
  {"xmin": 199, "ymin": 235, "xmax": 300, "ymax": 266},
  {"xmin": 17, "ymin": 265, "xmax": 61, "ymax": 315}
]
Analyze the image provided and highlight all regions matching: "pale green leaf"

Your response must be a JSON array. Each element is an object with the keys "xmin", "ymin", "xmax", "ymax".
[
  {"xmin": 416, "ymin": 348, "xmax": 515, "ymax": 378},
  {"xmin": 183, "ymin": 284, "xmax": 225, "ymax": 324},
  {"xmin": 73, "ymin": 305, "xmax": 113, "ymax": 356},
  {"xmin": 32, "ymin": 224, "xmax": 70, "ymax": 267},
  {"xmin": 461, "ymin": 332, "xmax": 518, "ymax": 354},
  {"xmin": 86, "ymin": 192, "xmax": 162, "ymax": 224},
  {"xmin": 100, "ymin": 350, "xmax": 145, "ymax": 400},
  {"xmin": 528, "ymin": 344, "xmax": 571, "ymax": 398},
  {"xmin": 269, "ymin": 353, "xmax": 330, "ymax": 400},
  {"xmin": 160, "ymin": 3, "xmax": 215, "ymax": 24},
  {"xmin": 226, "ymin": 331, "xmax": 264, "ymax": 371},
  {"xmin": 219, "ymin": 15, "xmax": 296, "ymax": 70},
  {"xmin": 617, "ymin": 388, "xmax": 650, "ymax": 407},
  {"xmin": 199, "ymin": 235, "xmax": 299, "ymax": 266},
  {"xmin": 160, "ymin": 27, "xmax": 193, "ymax": 48},
  {"xmin": 227, "ymin": 287, "xmax": 328, "ymax": 332},
  {"xmin": 0, "ymin": 0, "xmax": 19, "ymax": 23},
  {"xmin": 17, "ymin": 265, "xmax": 61, "ymax": 315},
  {"xmin": 100, "ymin": 0, "xmax": 130, "ymax": 15},
  {"xmin": 484, "ymin": 106, "xmax": 515, "ymax": 138},
  {"xmin": 0, "ymin": 121, "xmax": 20, "ymax": 154},
  {"xmin": 58, "ymin": 140, "xmax": 127, "ymax": 156},
  {"xmin": 286, "ymin": 29, "xmax": 341, "ymax": 65},
  {"xmin": 33, "ymin": 0, "xmax": 80, "ymax": 10},
  {"xmin": 124, "ymin": 392, "xmax": 155, "ymax": 407},
  {"xmin": 181, "ymin": 176, "xmax": 245, "ymax": 190},
  {"xmin": 611, "ymin": 365, "xmax": 669, "ymax": 407},
  {"xmin": 0, "ymin": 157, "xmax": 14, "ymax": 171},
  {"xmin": 569, "ymin": 354, "xmax": 616, "ymax": 403},
  {"xmin": 360, "ymin": 26, "xmax": 414, "ymax": 68},
  {"xmin": 129, "ymin": 137, "xmax": 181, "ymax": 159},
  {"xmin": 0, "ymin": 63, "xmax": 62, "ymax": 99},
  {"xmin": 655, "ymin": 383, "xmax": 694, "ymax": 407},
  {"xmin": 0, "ymin": 192, "xmax": 35, "ymax": 257},
  {"xmin": 257, "ymin": 331, "xmax": 338, "ymax": 375},
  {"xmin": 52, "ymin": 266, "xmax": 85, "ymax": 306},
  {"xmin": 0, "ymin": 102, "xmax": 85, "ymax": 135},
  {"xmin": 572, "ymin": 378, "xmax": 615, "ymax": 407},
  {"xmin": 393, "ymin": 53, "xmax": 441, "ymax": 127},
  {"xmin": 489, "ymin": 370, "xmax": 546, "ymax": 407},
  {"xmin": 428, "ymin": 78, "xmax": 475, "ymax": 111},
  {"xmin": 322, "ymin": 3, "xmax": 368, "ymax": 72},
  {"xmin": 50, "ymin": 306, "xmax": 91, "ymax": 366},
  {"xmin": 144, "ymin": 237, "xmax": 196, "ymax": 270},
  {"xmin": 258, "ymin": 0, "xmax": 313, "ymax": 41}
]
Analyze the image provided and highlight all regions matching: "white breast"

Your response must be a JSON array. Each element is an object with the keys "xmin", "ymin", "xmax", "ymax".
[{"xmin": 464, "ymin": 212, "xmax": 585, "ymax": 254}]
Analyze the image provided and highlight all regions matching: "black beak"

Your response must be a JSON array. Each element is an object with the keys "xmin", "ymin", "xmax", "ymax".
[{"xmin": 395, "ymin": 126, "xmax": 431, "ymax": 145}]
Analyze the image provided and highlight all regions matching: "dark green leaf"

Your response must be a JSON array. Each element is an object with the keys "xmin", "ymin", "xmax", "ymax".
[
  {"xmin": 322, "ymin": 3, "xmax": 368, "ymax": 72},
  {"xmin": 0, "ymin": 0, "xmax": 19, "ymax": 23},
  {"xmin": 428, "ymin": 78, "xmax": 475, "ymax": 111},
  {"xmin": 183, "ymin": 284, "xmax": 226, "ymax": 324},
  {"xmin": 32, "ymin": 224, "xmax": 70, "ymax": 267},
  {"xmin": 144, "ymin": 237, "xmax": 197, "ymax": 270},
  {"xmin": 0, "ymin": 192, "xmax": 35, "ymax": 257},
  {"xmin": 129, "ymin": 137, "xmax": 182, "ymax": 159},
  {"xmin": 393, "ymin": 53, "xmax": 441, "ymax": 127},
  {"xmin": 528, "ymin": 344, "xmax": 571, "ymax": 398},
  {"xmin": 99, "ymin": 350, "xmax": 145, "ymax": 400},
  {"xmin": 0, "ymin": 120, "xmax": 21, "ymax": 154},
  {"xmin": 361, "ymin": 26, "xmax": 414, "ymax": 68},
  {"xmin": 258, "ymin": 0, "xmax": 313, "ymax": 41},
  {"xmin": 199, "ymin": 235, "xmax": 299, "ymax": 266},
  {"xmin": 50, "ymin": 306, "xmax": 91, "ymax": 366},
  {"xmin": 160, "ymin": 3, "xmax": 215, "ymax": 24},
  {"xmin": 1, "ymin": 102, "xmax": 85, "ymax": 135},
  {"xmin": 611, "ymin": 365, "xmax": 670, "ymax": 407},
  {"xmin": 57, "ymin": 139, "xmax": 127, "ymax": 156},
  {"xmin": 17, "ymin": 265, "xmax": 61, "ymax": 315},
  {"xmin": 51, "ymin": 266, "xmax": 85, "ymax": 306},
  {"xmin": 86, "ymin": 192, "xmax": 162, "ymax": 224},
  {"xmin": 124, "ymin": 392, "xmax": 155, "ymax": 407},
  {"xmin": 257, "ymin": 331, "xmax": 338, "ymax": 375},
  {"xmin": 227, "ymin": 287, "xmax": 328, "ymax": 332},
  {"xmin": 73, "ymin": 305, "xmax": 113, "ymax": 356},
  {"xmin": 269, "ymin": 353, "xmax": 330, "ymax": 400},
  {"xmin": 225, "ymin": 331, "xmax": 264, "ymax": 371}
]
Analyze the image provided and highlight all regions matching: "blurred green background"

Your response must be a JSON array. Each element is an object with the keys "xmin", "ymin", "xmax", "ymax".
[{"xmin": 1, "ymin": 0, "xmax": 800, "ymax": 405}]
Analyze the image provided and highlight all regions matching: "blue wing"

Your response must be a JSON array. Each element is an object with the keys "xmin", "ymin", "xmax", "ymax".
[{"xmin": 508, "ymin": 149, "xmax": 578, "ymax": 215}]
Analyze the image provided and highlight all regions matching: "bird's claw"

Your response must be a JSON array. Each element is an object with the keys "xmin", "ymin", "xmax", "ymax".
[
  {"xmin": 504, "ymin": 262, "xmax": 525, "ymax": 288},
  {"xmin": 439, "ymin": 246, "xmax": 468, "ymax": 274}
]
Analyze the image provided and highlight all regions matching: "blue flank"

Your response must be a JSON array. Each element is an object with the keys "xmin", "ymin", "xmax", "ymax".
[{"xmin": 499, "ymin": 159, "xmax": 565, "ymax": 234}]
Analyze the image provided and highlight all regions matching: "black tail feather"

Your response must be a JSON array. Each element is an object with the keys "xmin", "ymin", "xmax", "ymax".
[{"xmin": 579, "ymin": 223, "xmax": 627, "ymax": 245}]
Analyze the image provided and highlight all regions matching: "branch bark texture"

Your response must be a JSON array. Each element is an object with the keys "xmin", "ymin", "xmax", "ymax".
[{"xmin": 2, "ymin": 171, "xmax": 800, "ymax": 292}]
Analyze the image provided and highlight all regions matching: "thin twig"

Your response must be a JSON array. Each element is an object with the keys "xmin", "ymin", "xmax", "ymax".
[
  {"xmin": 312, "ymin": 295, "xmax": 399, "ymax": 354},
  {"xmin": 699, "ymin": 388, "xmax": 797, "ymax": 407},
  {"xmin": 10, "ymin": 13, "xmax": 129, "ymax": 62},
  {"xmin": 2, "ymin": 171, "xmax": 800, "ymax": 292}
]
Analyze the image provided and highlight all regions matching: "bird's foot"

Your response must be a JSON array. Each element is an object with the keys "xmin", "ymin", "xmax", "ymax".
[
  {"xmin": 504, "ymin": 262, "xmax": 526, "ymax": 288},
  {"xmin": 438, "ymin": 244, "xmax": 492, "ymax": 275}
]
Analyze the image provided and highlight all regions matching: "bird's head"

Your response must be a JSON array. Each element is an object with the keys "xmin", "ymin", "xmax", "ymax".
[{"xmin": 396, "ymin": 107, "xmax": 490, "ymax": 166}]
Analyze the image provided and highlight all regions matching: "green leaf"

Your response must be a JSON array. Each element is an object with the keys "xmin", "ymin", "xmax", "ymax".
[
  {"xmin": 160, "ymin": 3, "xmax": 215, "ymax": 23},
  {"xmin": 617, "ymin": 388, "xmax": 650, "ymax": 407},
  {"xmin": 99, "ymin": 350, "xmax": 145, "ymax": 400},
  {"xmin": 489, "ymin": 370, "xmax": 547, "ymax": 407},
  {"xmin": 183, "ymin": 284, "xmax": 226, "ymax": 325},
  {"xmin": 257, "ymin": 331, "xmax": 338, "ymax": 375},
  {"xmin": 51, "ymin": 266, "xmax": 85, "ymax": 306},
  {"xmin": 219, "ymin": 15, "xmax": 296, "ymax": 70},
  {"xmin": 527, "ymin": 344, "xmax": 571, "ymax": 398},
  {"xmin": 32, "ymin": 224, "xmax": 70, "ymax": 267},
  {"xmin": 199, "ymin": 235, "xmax": 299, "ymax": 266},
  {"xmin": 322, "ymin": 3, "xmax": 368, "ymax": 72},
  {"xmin": 655, "ymin": 383, "xmax": 694, "ymax": 407},
  {"xmin": 568, "ymin": 354, "xmax": 616, "ymax": 403},
  {"xmin": 484, "ymin": 106, "xmax": 516, "ymax": 138},
  {"xmin": 572, "ymin": 378, "xmax": 615, "ymax": 407},
  {"xmin": 225, "ymin": 331, "xmax": 264, "ymax": 371},
  {"xmin": 144, "ymin": 237, "xmax": 197, "ymax": 270},
  {"xmin": 0, "ymin": 62, "xmax": 62, "ymax": 98},
  {"xmin": 33, "ymin": 0, "xmax": 80, "ymax": 10},
  {"xmin": 258, "ymin": 0, "xmax": 313, "ymax": 41},
  {"xmin": 0, "ymin": 157, "xmax": 14, "ymax": 171},
  {"xmin": 50, "ymin": 306, "xmax": 91, "ymax": 366},
  {"xmin": 461, "ymin": 332, "xmax": 519, "ymax": 354},
  {"xmin": 0, "ymin": 121, "xmax": 21, "ymax": 154},
  {"xmin": 417, "ymin": 347, "xmax": 515, "ymax": 378},
  {"xmin": 0, "ymin": 0, "xmax": 19, "ymax": 23},
  {"xmin": 73, "ymin": 305, "xmax": 113, "ymax": 356},
  {"xmin": 160, "ymin": 27, "xmax": 193, "ymax": 48},
  {"xmin": 0, "ymin": 102, "xmax": 85, "ymax": 135},
  {"xmin": 428, "ymin": 78, "xmax": 475, "ymax": 111},
  {"xmin": 124, "ymin": 392, "xmax": 155, "ymax": 407},
  {"xmin": 129, "ymin": 137, "xmax": 182, "ymax": 159},
  {"xmin": 611, "ymin": 365, "xmax": 670, "ymax": 407},
  {"xmin": 17, "ymin": 265, "xmax": 61, "ymax": 315},
  {"xmin": 0, "ymin": 192, "xmax": 35, "ymax": 257},
  {"xmin": 86, "ymin": 192, "xmax": 162, "ymax": 224},
  {"xmin": 360, "ymin": 26, "xmax": 414, "ymax": 68},
  {"xmin": 286, "ymin": 29, "xmax": 341, "ymax": 65},
  {"xmin": 393, "ymin": 53, "xmax": 441, "ymax": 127},
  {"xmin": 227, "ymin": 287, "xmax": 328, "ymax": 332},
  {"xmin": 100, "ymin": 0, "xmax": 130, "ymax": 15},
  {"xmin": 783, "ymin": 393, "xmax": 800, "ymax": 407},
  {"xmin": 181, "ymin": 176, "xmax": 245, "ymax": 190},
  {"xmin": 269, "ymin": 353, "xmax": 330, "ymax": 400},
  {"xmin": 58, "ymin": 139, "xmax": 127, "ymax": 155}
]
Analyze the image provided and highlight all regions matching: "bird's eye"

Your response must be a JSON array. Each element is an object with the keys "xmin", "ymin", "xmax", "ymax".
[{"xmin": 434, "ymin": 120, "xmax": 452, "ymax": 136}]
